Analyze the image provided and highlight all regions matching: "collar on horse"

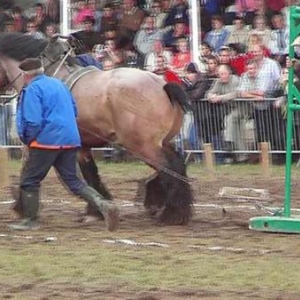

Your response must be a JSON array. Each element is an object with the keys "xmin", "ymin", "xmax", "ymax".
[{"xmin": 40, "ymin": 39, "xmax": 100, "ymax": 90}]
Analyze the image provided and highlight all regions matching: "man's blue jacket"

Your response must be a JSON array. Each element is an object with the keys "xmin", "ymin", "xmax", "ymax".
[{"xmin": 17, "ymin": 74, "xmax": 81, "ymax": 148}]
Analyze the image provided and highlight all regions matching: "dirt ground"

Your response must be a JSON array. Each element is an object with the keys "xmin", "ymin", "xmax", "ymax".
[{"xmin": 1, "ymin": 164, "xmax": 300, "ymax": 299}]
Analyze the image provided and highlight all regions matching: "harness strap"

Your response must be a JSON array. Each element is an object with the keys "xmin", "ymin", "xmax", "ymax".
[{"xmin": 64, "ymin": 66, "xmax": 100, "ymax": 90}]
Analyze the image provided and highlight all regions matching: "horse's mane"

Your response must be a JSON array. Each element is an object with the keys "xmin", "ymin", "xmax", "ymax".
[{"xmin": 0, "ymin": 32, "xmax": 49, "ymax": 61}]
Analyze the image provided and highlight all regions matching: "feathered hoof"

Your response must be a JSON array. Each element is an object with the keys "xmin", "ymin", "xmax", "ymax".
[
  {"xmin": 80, "ymin": 215, "xmax": 101, "ymax": 223},
  {"xmin": 102, "ymin": 203, "xmax": 120, "ymax": 232},
  {"xmin": 159, "ymin": 206, "xmax": 191, "ymax": 225}
]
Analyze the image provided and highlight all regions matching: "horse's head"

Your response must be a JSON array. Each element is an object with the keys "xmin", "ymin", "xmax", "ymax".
[
  {"xmin": 0, "ymin": 32, "xmax": 49, "ymax": 92},
  {"xmin": 0, "ymin": 62, "xmax": 10, "ymax": 93}
]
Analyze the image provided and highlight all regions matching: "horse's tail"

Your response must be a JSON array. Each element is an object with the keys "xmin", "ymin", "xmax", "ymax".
[{"xmin": 163, "ymin": 82, "xmax": 192, "ymax": 113}]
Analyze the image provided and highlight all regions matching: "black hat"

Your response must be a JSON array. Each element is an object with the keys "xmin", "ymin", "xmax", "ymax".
[
  {"xmin": 185, "ymin": 62, "xmax": 199, "ymax": 74},
  {"xmin": 19, "ymin": 58, "xmax": 43, "ymax": 72}
]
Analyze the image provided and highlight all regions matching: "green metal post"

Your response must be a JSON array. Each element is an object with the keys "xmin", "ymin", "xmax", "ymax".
[
  {"xmin": 283, "ymin": 6, "xmax": 297, "ymax": 217},
  {"xmin": 249, "ymin": 6, "xmax": 300, "ymax": 233}
]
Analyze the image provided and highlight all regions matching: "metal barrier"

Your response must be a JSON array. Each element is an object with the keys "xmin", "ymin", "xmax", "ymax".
[
  {"xmin": 1, "ymin": 95, "xmax": 297, "ymax": 160},
  {"xmin": 176, "ymin": 97, "xmax": 297, "ymax": 159}
]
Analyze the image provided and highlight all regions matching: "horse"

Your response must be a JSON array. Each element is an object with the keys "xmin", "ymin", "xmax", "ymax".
[{"xmin": 0, "ymin": 32, "xmax": 194, "ymax": 225}]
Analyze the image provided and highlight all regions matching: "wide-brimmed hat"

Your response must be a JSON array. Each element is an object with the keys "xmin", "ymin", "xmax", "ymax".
[{"xmin": 19, "ymin": 58, "xmax": 43, "ymax": 73}]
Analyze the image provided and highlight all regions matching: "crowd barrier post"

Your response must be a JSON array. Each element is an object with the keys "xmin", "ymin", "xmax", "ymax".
[
  {"xmin": 259, "ymin": 142, "xmax": 270, "ymax": 177},
  {"xmin": 203, "ymin": 143, "xmax": 215, "ymax": 177},
  {"xmin": 0, "ymin": 147, "xmax": 9, "ymax": 189}
]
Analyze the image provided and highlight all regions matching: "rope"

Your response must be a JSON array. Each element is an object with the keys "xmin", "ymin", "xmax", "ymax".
[{"xmin": 78, "ymin": 125, "xmax": 192, "ymax": 184}]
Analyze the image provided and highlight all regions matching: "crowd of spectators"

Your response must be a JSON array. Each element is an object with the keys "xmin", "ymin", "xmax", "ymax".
[{"xmin": 0, "ymin": 0, "xmax": 300, "ymax": 164}]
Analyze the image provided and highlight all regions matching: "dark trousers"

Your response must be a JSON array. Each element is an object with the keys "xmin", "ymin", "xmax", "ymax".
[
  {"xmin": 21, "ymin": 148, "xmax": 86, "ymax": 195},
  {"xmin": 254, "ymin": 108, "xmax": 286, "ymax": 150}
]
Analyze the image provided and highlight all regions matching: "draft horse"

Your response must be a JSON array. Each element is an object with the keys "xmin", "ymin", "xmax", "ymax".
[{"xmin": 0, "ymin": 32, "xmax": 194, "ymax": 225}]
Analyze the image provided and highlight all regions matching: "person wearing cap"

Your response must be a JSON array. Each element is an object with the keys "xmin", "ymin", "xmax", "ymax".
[
  {"xmin": 10, "ymin": 58, "xmax": 119, "ymax": 231},
  {"xmin": 181, "ymin": 62, "xmax": 209, "ymax": 161}
]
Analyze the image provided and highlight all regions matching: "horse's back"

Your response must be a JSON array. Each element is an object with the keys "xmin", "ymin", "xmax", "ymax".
[{"xmin": 72, "ymin": 68, "xmax": 182, "ymax": 148}]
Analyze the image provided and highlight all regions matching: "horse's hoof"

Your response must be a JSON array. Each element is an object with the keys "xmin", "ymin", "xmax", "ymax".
[
  {"xmin": 102, "ymin": 203, "xmax": 119, "ymax": 232},
  {"xmin": 80, "ymin": 215, "xmax": 100, "ymax": 223},
  {"xmin": 159, "ymin": 207, "xmax": 190, "ymax": 225},
  {"xmin": 146, "ymin": 205, "xmax": 164, "ymax": 219}
]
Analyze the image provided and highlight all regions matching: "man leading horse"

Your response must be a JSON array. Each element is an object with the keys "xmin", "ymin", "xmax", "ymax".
[{"xmin": 9, "ymin": 57, "xmax": 119, "ymax": 231}]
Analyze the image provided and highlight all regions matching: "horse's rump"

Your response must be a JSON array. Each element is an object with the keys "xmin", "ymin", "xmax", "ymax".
[{"xmin": 72, "ymin": 68, "xmax": 182, "ymax": 148}]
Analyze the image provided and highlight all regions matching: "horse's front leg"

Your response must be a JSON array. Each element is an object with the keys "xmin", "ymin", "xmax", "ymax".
[{"xmin": 77, "ymin": 147, "xmax": 112, "ymax": 219}]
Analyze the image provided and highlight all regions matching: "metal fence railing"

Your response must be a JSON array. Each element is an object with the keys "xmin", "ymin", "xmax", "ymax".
[
  {"xmin": 176, "ymin": 98, "xmax": 297, "ymax": 159},
  {"xmin": 1, "ymin": 96, "xmax": 298, "ymax": 160}
]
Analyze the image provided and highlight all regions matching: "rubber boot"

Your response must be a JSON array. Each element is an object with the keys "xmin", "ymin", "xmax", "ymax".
[
  {"xmin": 79, "ymin": 186, "xmax": 119, "ymax": 231},
  {"xmin": 8, "ymin": 189, "xmax": 39, "ymax": 230}
]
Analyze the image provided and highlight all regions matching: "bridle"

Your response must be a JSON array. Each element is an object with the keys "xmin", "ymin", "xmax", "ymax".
[{"xmin": 0, "ymin": 38, "xmax": 74, "ymax": 102}]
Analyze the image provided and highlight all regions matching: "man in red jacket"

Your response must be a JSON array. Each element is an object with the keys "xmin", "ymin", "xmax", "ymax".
[{"xmin": 153, "ymin": 54, "xmax": 182, "ymax": 84}]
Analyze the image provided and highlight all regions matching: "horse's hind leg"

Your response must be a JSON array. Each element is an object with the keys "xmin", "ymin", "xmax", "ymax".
[
  {"xmin": 158, "ymin": 145, "xmax": 193, "ymax": 225},
  {"xmin": 142, "ymin": 144, "xmax": 193, "ymax": 225},
  {"xmin": 77, "ymin": 148, "xmax": 112, "ymax": 216},
  {"xmin": 143, "ymin": 173, "xmax": 166, "ymax": 216}
]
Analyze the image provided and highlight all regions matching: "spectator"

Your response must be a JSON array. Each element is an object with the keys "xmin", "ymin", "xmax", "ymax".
[
  {"xmin": 249, "ymin": 15, "xmax": 274, "ymax": 50},
  {"xmin": 163, "ymin": 19, "xmax": 188, "ymax": 51},
  {"xmin": 102, "ymin": 57, "xmax": 115, "ymax": 70},
  {"xmin": 153, "ymin": 54, "xmax": 182, "ymax": 84},
  {"xmin": 72, "ymin": 0, "xmax": 94, "ymax": 29},
  {"xmin": 164, "ymin": 0, "xmax": 189, "ymax": 28},
  {"xmin": 144, "ymin": 38, "xmax": 173, "ymax": 72},
  {"xmin": 204, "ymin": 15, "xmax": 230, "ymax": 54},
  {"xmin": 44, "ymin": 22, "xmax": 58, "ymax": 40},
  {"xmin": 88, "ymin": 0, "xmax": 102, "ymax": 32},
  {"xmin": 265, "ymin": 0, "xmax": 286, "ymax": 24},
  {"xmin": 25, "ymin": 18, "xmax": 45, "ymax": 39},
  {"xmin": 281, "ymin": 0, "xmax": 297, "ymax": 27},
  {"xmin": 161, "ymin": 0, "xmax": 171, "ymax": 13},
  {"xmin": 269, "ymin": 12, "xmax": 289, "ymax": 66},
  {"xmin": 237, "ymin": 54, "xmax": 281, "ymax": 150},
  {"xmin": 247, "ymin": 33, "xmax": 271, "ymax": 57},
  {"xmin": 252, "ymin": 44, "xmax": 281, "ymax": 98},
  {"xmin": 198, "ymin": 42, "xmax": 213, "ymax": 73},
  {"xmin": 134, "ymin": 15, "xmax": 162, "ymax": 57},
  {"xmin": 219, "ymin": 45, "xmax": 251, "ymax": 76},
  {"xmin": 118, "ymin": 0, "xmax": 145, "ymax": 36},
  {"xmin": 226, "ymin": 16, "xmax": 249, "ymax": 52},
  {"xmin": 170, "ymin": 37, "xmax": 191, "ymax": 77},
  {"xmin": 252, "ymin": 0, "xmax": 271, "ymax": 26},
  {"xmin": 235, "ymin": 0, "xmax": 256, "ymax": 25},
  {"xmin": 150, "ymin": 0, "xmax": 168, "ymax": 30},
  {"xmin": 11, "ymin": 6, "xmax": 27, "ymax": 33},
  {"xmin": 45, "ymin": 0, "xmax": 60, "ymax": 24},
  {"xmin": 71, "ymin": 15, "xmax": 101, "ymax": 54},
  {"xmin": 182, "ymin": 62, "xmax": 209, "ymax": 156},
  {"xmin": 3, "ymin": 17, "xmax": 15, "ymax": 32},
  {"xmin": 205, "ymin": 54, "xmax": 219, "ymax": 88},
  {"xmin": 99, "ymin": 38, "xmax": 126, "ymax": 67},
  {"xmin": 32, "ymin": 3, "xmax": 52, "ymax": 34},
  {"xmin": 99, "ymin": 4, "xmax": 118, "ymax": 41},
  {"xmin": 206, "ymin": 64, "xmax": 240, "ymax": 163}
]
